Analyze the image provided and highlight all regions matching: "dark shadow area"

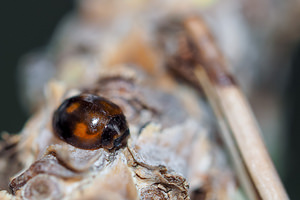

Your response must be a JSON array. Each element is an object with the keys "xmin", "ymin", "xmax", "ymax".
[
  {"xmin": 284, "ymin": 42, "xmax": 300, "ymax": 199},
  {"xmin": 0, "ymin": 1, "xmax": 74, "ymax": 133}
]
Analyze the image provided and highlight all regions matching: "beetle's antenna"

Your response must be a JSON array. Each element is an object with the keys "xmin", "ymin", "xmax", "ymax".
[{"xmin": 184, "ymin": 17, "xmax": 289, "ymax": 200}]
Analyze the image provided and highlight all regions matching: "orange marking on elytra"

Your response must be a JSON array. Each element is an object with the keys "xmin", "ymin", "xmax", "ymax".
[
  {"xmin": 73, "ymin": 123, "xmax": 97, "ymax": 139},
  {"xmin": 66, "ymin": 103, "xmax": 80, "ymax": 113}
]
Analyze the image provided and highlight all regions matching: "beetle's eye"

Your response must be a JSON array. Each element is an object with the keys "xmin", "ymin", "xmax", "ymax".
[{"xmin": 52, "ymin": 93, "xmax": 130, "ymax": 151}]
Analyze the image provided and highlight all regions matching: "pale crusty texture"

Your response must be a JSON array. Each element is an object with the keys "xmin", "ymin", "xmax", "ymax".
[
  {"xmin": 1, "ymin": 78, "xmax": 238, "ymax": 199},
  {"xmin": 0, "ymin": 1, "xmax": 243, "ymax": 199}
]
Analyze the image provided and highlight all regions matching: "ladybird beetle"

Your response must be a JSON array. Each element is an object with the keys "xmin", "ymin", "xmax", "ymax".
[{"xmin": 52, "ymin": 93, "xmax": 130, "ymax": 151}]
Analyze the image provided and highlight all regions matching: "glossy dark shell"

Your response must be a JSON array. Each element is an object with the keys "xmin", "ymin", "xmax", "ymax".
[{"xmin": 52, "ymin": 93, "xmax": 130, "ymax": 151}]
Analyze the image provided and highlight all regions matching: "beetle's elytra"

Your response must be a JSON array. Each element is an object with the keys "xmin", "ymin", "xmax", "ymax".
[{"xmin": 52, "ymin": 93, "xmax": 130, "ymax": 151}]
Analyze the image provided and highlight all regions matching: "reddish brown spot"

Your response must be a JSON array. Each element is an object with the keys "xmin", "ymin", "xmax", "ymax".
[
  {"xmin": 73, "ymin": 123, "xmax": 96, "ymax": 140},
  {"xmin": 66, "ymin": 102, "xmax": 80, "ymax": 113}
]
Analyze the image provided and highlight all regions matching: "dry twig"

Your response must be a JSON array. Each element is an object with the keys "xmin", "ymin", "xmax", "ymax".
[{"xmin": 184, "ymin": 17, "xmax": 289, "ymax": 200}]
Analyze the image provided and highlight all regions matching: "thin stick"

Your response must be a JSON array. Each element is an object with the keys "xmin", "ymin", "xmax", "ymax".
[
  {"xmin": 196, "ymin": 66, "xmax": 259, "ymax": 199},
  {"xmin": 184, "ymin": 17, "xmax": 289, "ymax": 200}
]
